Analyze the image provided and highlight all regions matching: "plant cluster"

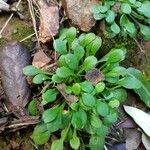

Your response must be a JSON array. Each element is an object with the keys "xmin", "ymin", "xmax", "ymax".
[
  {"xmin": 23, "ymin": 27, "xmax": 150, "ymax": 150},
  {"xmin": 92, "ymin": 0, "xmax": 150, "ymax": 39}
]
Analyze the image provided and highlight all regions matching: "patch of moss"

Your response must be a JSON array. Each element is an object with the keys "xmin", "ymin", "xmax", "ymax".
[
  {"xmin": 0, "ymin": 37, "xmax": 7, "ymax": 48},
  {"xmin": 12, "ymin": 23, "xmax": 34, "ymax": 51}
]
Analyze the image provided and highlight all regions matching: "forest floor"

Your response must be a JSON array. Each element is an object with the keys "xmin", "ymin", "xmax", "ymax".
[{"xmin": 0, "ymin": 0, "xmax": 150, "ymax": 150}]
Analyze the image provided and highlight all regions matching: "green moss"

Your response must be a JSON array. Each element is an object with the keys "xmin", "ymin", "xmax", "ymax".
[
  {"xmin": 101, "ymin": 35, "xmax": 136, "ymax": 53},
  {"xmin": 12, "ymin": 23, "xmax": 34, "ymax": 50},
  {"xmin": 0, "ymin": 37, "xmax": 7, "ymax": 48}
]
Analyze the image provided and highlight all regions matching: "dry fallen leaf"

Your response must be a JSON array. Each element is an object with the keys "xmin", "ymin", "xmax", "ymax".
[
  {"xmin": 106, "ymin": 143, "xmax": 126, "ymax": 150},
  {"xmin": 32, "ymin": 50, "xmax": 52, "ymax": 68},
  {"xmin": 56, "ymin": 83, "xmax": 78, "ymax": 105},
  {"xmin": 124, "ymin": 129, "xmax": 141, "ymax": 150},
  {"xmin": 39, "ymin": 0, "xmax": 59, "ymax": 43},
  {"xmin": 124, "ymin": 105, "xmax": 150, "ymax": 137},
  {"xmin": 116, "ymin": 117, "xmax": 137, "ymax": 129},
  {"xmin": 142, "ymin": 132, "xmax": 150, "ymax": 150},
  {"xmin": 62, "ymin": 0, "xmax": 99, "ymax": 32},
  {"xmin": 85, "ymin": 68, "xmax": 104, "ymax": 85},
  {"xmin": 0, "ymin": 42, "xmax": 31, "ymax": 118}
]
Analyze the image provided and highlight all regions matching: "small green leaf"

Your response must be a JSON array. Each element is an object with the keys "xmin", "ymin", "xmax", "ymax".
[
  {"xmin": 100, "ymin": 48, "xmax": 126, "ymax": 63},
  {"xmin": 92, "ymin": 4, "xmax": 101, "ymax": 14},
  {"xmin": 81, "ymin": 33, "xmax": 96, "ymax": 47},
  {"xmin": 126, "ymin": 68, "xmax": 150, "ymax": 107},
  {"xmin": 42, "ymin": 89, "xmax": 59, "ymax": 105},
  {"xmin": 106, "ymin": 66, "xmax": 127, "ymax": 77},
  {"xmin": 118, "ymin": 76, "xmax": 142, "ymax": 89},
  {"xmin": 140, "ymin": 25, "xmax": 150, "ymax": 40},
  {"xmin": 70, "ymin": 102, "xmax": 78, "ymax": 111},
  {"xmin": 66, "ymin": 27, "xmax": 77, "ymax": 48},
  {"xmin": 78, "ymin": 33, "xmax": 86, "ymax": 45},
  {"xmin": 71, "ymin": 108, "xmax": 87, "ymax": 129},
  {"xmin": 79, "ymin": 98, "xmax": 91, "ymax": 111},
  {"xmin": 59, "ymin": 28, "xmax": 68, "ymax": 39},
  {"xmin": 82, "ymin": 56, "xmax": 98, "ymax": 72},
  {"xmin": 95, "ymin": 82, "xmax": 105, "ymax": 93},
  {"xmin": 23, "ymin": 65, "xmax": 42, "ymax": 76},
  {"xmin": 73, "ymin": 44, "xmax": 85, "ymax": 61},
  {"xmin": 135, "ymin": 1, "xmax": 142, "ymax": 7},
  {"xmin": 90, "ymin": 37, "xmax": 102, "ymax": 55},
  {"xmin": 70, "ymin": 131, "xmax": 80, "ymax": 150},
  {"xmin": 110, "ymin": 22, "xmax": 120, "ymax": 34},
  {"xmin": 89, "ymin": 135, "xmax": 105, "ymax": 150},
  {"xmin": 82, "ymin": 93, "xmax": 96, "ymax": 107},
  {"xmin": 135, "ymin": 79, "xmax": 150, "ymax": 107},
  {"xmin": 33, "ymin": 74, "xmax": 50, "ymax": 84},
  {"xmin": 42, "ymin": 106, "xmax": 59, "ymax": 123},
  {"xmin": 137, "ymin": 1, "xmax": 150, "ymax": 17},
  {"xmin": 65, "ymin": 86, "xmax": 73, "ymax": 94},
  {"xmin": 47, "ymin": 114, "xmax": 62, "ymax": 132},
  {"xmin": 111, "ymin": 88, "xmax": 127, "ymax": 102},
  {"xmin": 120, "ymin": 15, "xmax": 136, "ymax": 36},
  {"xmin": 90, "ymin": 114, "xmax": 102, "ymax": 128},
  {"xmin": 80, "ymin": 81, "xmax": 94, "ymax": 93},
  {"xmin": 56, "ymin": 67, "xmax": 74, "ymax": 78},
  {"xmin": 105, "ymin": 10, "xmax": 115, "ymax": 23},
  {"xmin": 108, "ymin": 99, "xmax": 120, "ymax": 108},
  {"xmin": 104, "ymin": 112, "xmax": 118, "ymax": 124},
  {"xmin": 129, "ymin": 0, "xmax": 136, "ymax": 4},
  {"xmin": 96, "ymin": 102, "xmax": 109, "ymax": 117},
  {"xmin": 28, "ymin": 100, "xmax": 39, "ymax": 116},
  {"xmin": 99, "ymin": 5, "xmax": 108, "ymax": 13},
  {"xmin": 32, "ymin": 124, "xmax": 50, "ymax": 145},
  {"xmin": 72, "ymin": 83, "xmax": 81, "ymax": 95},
  {"xmin": 53, "ymin": 39, "xmax": 67, "ymax": 55},
  {"xmin": 51, "ymin": 139, "xmax": 64, "ymax": 150},
  {"xmin": 121, "ymin": 3, "xmax": 132, "ymax": 14},
  {"xmin": 65, "ymin": 54, "xmax": 79, "ymax": 70},
  {"xmin": 52, "ymin": 74, "xmax": 64, "ymax": 83},
  {"xmin": 93, "ymin": 13, "xmax": 106, "ymax": 20},
  {"xmin": 58, "ymin": 55, "xmax": 67, "ymax": 67}
]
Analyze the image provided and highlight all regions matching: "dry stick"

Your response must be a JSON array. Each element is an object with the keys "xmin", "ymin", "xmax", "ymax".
[
  {"xmin": 27, "ymin": 0, "xmax": 40, "ymax": 47},
  {"xmin": 20, "ymin": 32, "xmax": 36, "ymax": 42},
  {"xmin": 133, "ymin": 38, "xmax": 145, "ymax": 54},
  {"xmin": 0, "ymin": 0, "xmax": 22, "ymax": 36},
  {"xmin": 104, "ymin": 145, "xmax": 108, "ymax": 150}
]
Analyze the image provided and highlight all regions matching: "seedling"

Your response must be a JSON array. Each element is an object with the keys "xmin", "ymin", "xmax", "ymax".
[
  {"xmin": 24, "ymin": 27, "xmax": 150, "ymax": 149},
  {"xmin": 92, "ymin": 0, "xmax": 150, "ymax": 40}
]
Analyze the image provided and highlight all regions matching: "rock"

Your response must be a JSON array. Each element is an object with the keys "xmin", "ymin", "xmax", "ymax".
[{"xmin": 62, "ymin": 0, "xmax": 99, "ymax": 32}]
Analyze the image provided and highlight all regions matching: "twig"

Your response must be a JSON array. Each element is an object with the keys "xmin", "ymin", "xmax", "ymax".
[
  {"xmin": 0, "ymin": 0, "xmax": 22, "ymax": 36},
  {"xmin": 20, "ymin": 32, "xmax": 36, "ymax": 42},
  {"xmin": 133, "ymin": 38, "xmax": 145, "ymax": 54},
  {"xmin": 104, "ymin": 145, "xmax": 108, "ymax": 150},
  {"xmin": 27, "ymin": 0, "xmax": 40, "ymax": 46}
]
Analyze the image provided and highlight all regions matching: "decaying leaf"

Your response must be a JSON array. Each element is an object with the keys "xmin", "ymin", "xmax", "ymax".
[
  {"xmin": 85, "ymin": 68, "xmax": 104, "ymax": 85},
  {"xmin": 142, "ymin": 132, "xmax": 150, "ymax": 150},
  {"xmin": 32, "ymin": 50, "xmax": 52, "ymax": 69},
  {"xmin": 39, "ymin": 0, "xmax": 59, "ymax": 43},
  {"xmin": 62, "ymin": 0, "xmax": 99, "ymax": 32},
  {"xmin": 124, "ymin": 105, "xmax": 150, "ymax": 137},
  {"xmin": 106, "ymin": 143, "xmax": 126, "ymax": 150},
  {"xmin": 0, "ymin": 42, "xmax": 31, "ymax": 118},
  {"xmin": 56, "ymin": 83, "xmax": 78, "ymax": 105},
  {"xmin": 116, "ymin": 117, "xmax": 137, "ymax": 129},
  {"xmin": 124, "ymin": 129, "xmax": 141, "ymax": 150}
]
